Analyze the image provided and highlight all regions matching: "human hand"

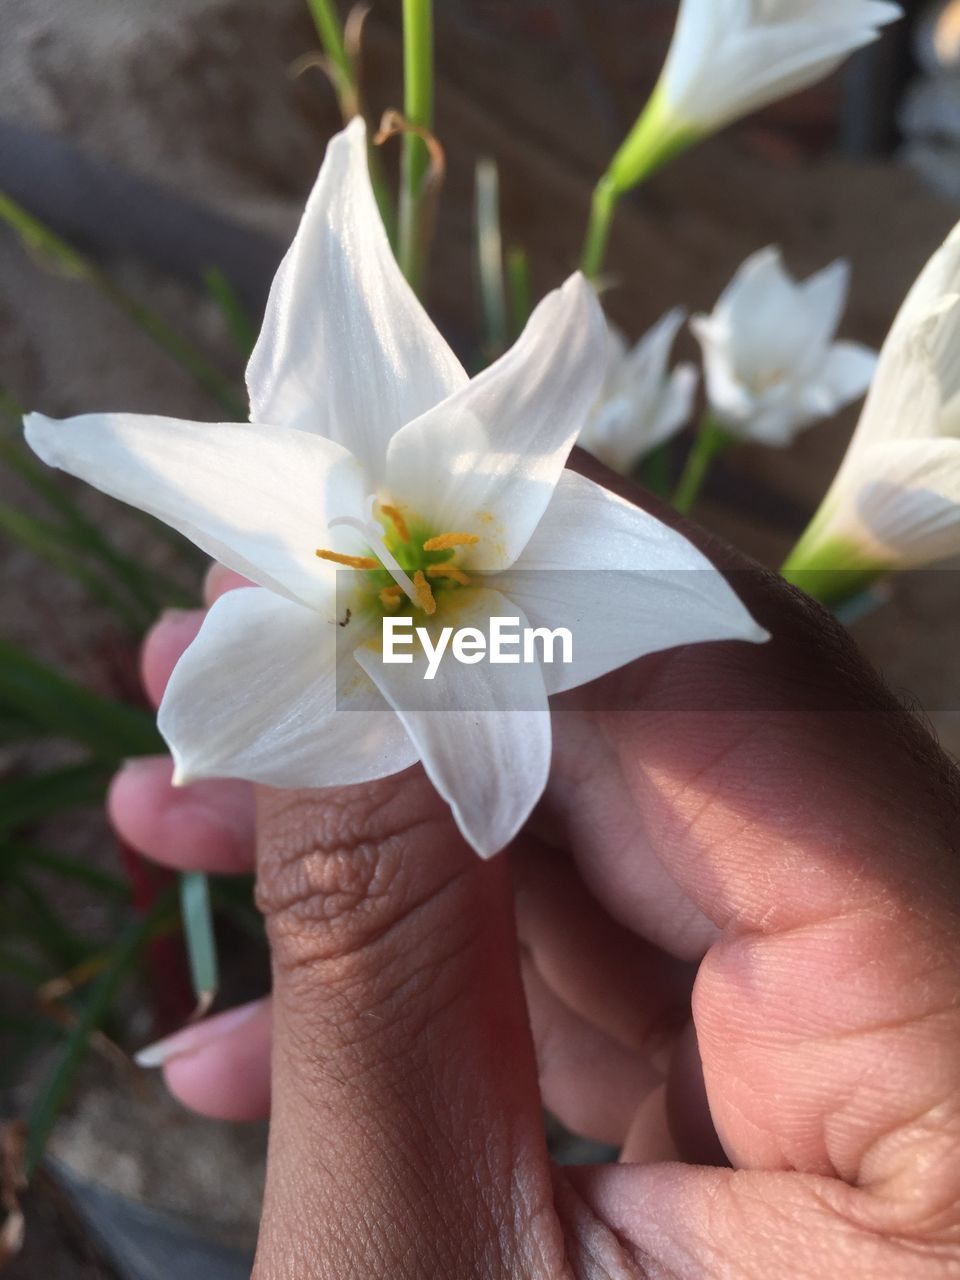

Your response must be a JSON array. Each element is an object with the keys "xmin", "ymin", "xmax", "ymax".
[{"xmin": 111, "ymin": 464, "xmax": 960, "ymax": 1278}]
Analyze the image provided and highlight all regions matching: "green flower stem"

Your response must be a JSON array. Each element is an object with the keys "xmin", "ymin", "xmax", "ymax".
[
  {"xmin": 673, "ymin": 415, "xmax": 733, "ymax": 515},
  {"xmin": 475, "ymin": 159, "xmax": 508, "ymax": 358},
  {"xmin": 581, "ymin": 84, "xmax": 698, "ymax": 280},
  {"xmin": 781, "ymin": 519, "xmax": 887, "ymax": 610},
  {"xmin": 505, "ymin": 246, "xmax": 532, "ymax": 340},
  {"xmin": 305, "ymin": 0, "xmax": 352, "ymax": 94},
  {"xmin": 0, "ymin": 193, "xmax": 246, "ymax": 419},
  {"xmin": 303, "ymin": 0, "xmax": 396, "ymax": 243},
  {"xmin": 398, "ymin": 0, "xmax": 435, "ymax": 293}
]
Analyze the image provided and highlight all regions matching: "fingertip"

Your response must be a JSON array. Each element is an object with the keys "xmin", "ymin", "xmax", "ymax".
[
  {"xmin": 150, "ymin": 999, "xmax": 272, "ymax": 1122},
  {"xmin": 109, "ymin": 757, "xmax": 256, "ymax": 873},
  {"xmin": 204, "ymin": 563, "xmax": 254, "ymax": 606},
  {"xmin": 141, "ymin": 609, "xmax": 206, "ymax": 707}
]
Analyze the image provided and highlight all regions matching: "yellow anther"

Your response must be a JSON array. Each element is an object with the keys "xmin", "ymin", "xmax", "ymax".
[
  {"xmin": 422, "ymin": 532, "xmax": 479, "ymax": 552},
  {"xmin": 316, "ymin": 549, "xmax": 380, "ymax": 570},
  {"xmin": 412, "ymin": 570, "xmax": 437, "ymax": 615},
  {"xmin": 426, "ymin": 565, "xmax": 470, "ymax": 584},
  {"xmin": 379, "ymin": 584, "xmax": 403, "ymax": 608},
  {"xmin": 379, "ymin": 503, "xmax": 410, "ymax": 543}
]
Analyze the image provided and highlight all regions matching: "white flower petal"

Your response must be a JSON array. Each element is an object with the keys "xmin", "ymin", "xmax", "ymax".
[
  {"xmin": 246, "ymin": 118, "xmax": 467, "ymax": 482},
  {"xmin": 386, "ymin": 273, "xmax": 606, "ymax": 569},
  {"xmin": 650, "ymin": 363, "xmax": 699, "ymax": 450},
  {"xmin": 818, "ymin": 341, "xmax": 878, "ymax": 408},
  {"xmin": 662, "ymin": 0, "xmax": 901, "ymax": 133},
  {"xmin": 355, "ymin": 588, "xmax": 551, "ymax": 857},
  {"xmin": 846, "ymin": 438, "xmax": 960, "ymax": 565},
  {"xmin": 500, "ymin": 469, "xmax": 768, "ymax": 695},
  {"xmin": 24, "ymin": 412, "xmax": 367, "ymax": 608},
  {"xmin": 160, "ymin": 586, "xmax": 417, "ymax": 788}
]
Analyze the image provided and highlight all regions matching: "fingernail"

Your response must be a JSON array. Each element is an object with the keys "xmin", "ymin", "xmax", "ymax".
[{"xmin": 134, "ymin": 998, "xmax": 265, "ymax": 1069}]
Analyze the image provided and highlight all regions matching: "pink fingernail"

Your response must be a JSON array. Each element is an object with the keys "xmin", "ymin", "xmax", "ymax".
[{"xmin": 134, "ymin": 998, "xmax": 265, "ymax": 1069}]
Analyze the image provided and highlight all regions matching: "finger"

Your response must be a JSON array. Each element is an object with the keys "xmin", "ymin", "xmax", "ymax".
[
  {"xmin": 135, "ymin": 997, "xmax": 271, "ymax": 1121},
  {"xmin": 513, "ymin": 841, "xmax": 695, "ymax": 1051},
  {"xmin": 204, "ymin": 563, "xmax": 253, "ymax": 606},
  {"xmin": 141, "ymin": 609, "xmax": 205, "ymax": 708},
  {"xmin": 253, "ymin": 775, "xmax": 554, "ymax": 1278},
  {"xmin": 522, "ymin": 956, "xmax": 663, "ymax": 1147},
  {"xmin": 558, "ymin": 454, "xmax": 960, "ymax": 1212},
  {"xmin": 109, "ymin": 756, "xmax": 255, "ymax": 873}
]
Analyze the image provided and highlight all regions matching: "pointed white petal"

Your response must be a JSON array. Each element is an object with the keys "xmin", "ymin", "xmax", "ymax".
[
  {"xmin": 386, "ymin": 273, "xmax": 607, "ymax": 569},
  {"xmin": 356, "ymin": 588, "xmax": 551, "ymax": 857},
  {"xmin": 819, "ymin": 341, "xmax": 878, "ymax": 408},
  {"xmin": 846, "ymin": 438, "xmax": 960, "ymax": 566},
  {"xmin": 160, "ymin": 586, "xmax": 417, "ymax": 788},
  {"xmin": 246, "ymin": 118, "xmax": 467, "ymax": 482},
  {"xmin": 500, "ymin": 469, "xmax": 767, "ymax": 695},
  {"xmin": 649, "ymin": 363, "xmax": 699, "ymax": 450},
  {"xmin": 24, "ymin": 412, "xmax": 367, "ymax": 608},
  {"xmin": 662, "ymin": 2, "xmax": 902, "ymax": 133}
]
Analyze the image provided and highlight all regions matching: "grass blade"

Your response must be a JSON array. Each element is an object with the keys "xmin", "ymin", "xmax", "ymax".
[
  {"xmin": 0, "ymin": 193, "xmax": 247, "ymax": 420},
  {"xmin": 203, "ymin": 267, "xmax": 257, "ymax": 358},
  {"xmin": 24, "ymin": 887, "xmax": 178, "ymax": 1175},
  {"xmin": 475, "ymin": 159, "xmax": 508, "ymax": 359},
  {"xmin": 1, "ymin": 842, "xmax": 129, "ymax": 899},
  {"xmin": 0, "ymin": 762, "xmax": 112, "ymax": 838},
  {"xmin": 0, "ymin": 639, "xmax": 162, "ymax": 759}
]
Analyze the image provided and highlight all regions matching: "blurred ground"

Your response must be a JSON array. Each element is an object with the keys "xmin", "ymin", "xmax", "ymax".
[{"xmin": 1, "ymin": 0, "xmax": 959, "ymax": 1272}]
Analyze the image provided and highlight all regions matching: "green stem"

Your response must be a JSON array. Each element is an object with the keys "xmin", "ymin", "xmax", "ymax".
[
  {"xmin": 305, "ymin": 0, "xmax": 351, "ymax": 91},
  {"xmin": 780, "ymin": 516, "xmax": 887, "ymax": 610},
  {"xmin": 673, "ymin": 415, "xmax": 733, "ymax": 515},
  {"xmin": 475, "ymin": 159, "xmax": 508, "ymax": 358},
  {"xmin": 505, "ymin": 246, "xmax": 532, "ymax": 340},
  {"xmin": 580, "ymin": 83, "xmax": 698, "ymax": 281},
  {"xmin": 398, "ymin": 0, "xmax": 435, "ymax": 293}
]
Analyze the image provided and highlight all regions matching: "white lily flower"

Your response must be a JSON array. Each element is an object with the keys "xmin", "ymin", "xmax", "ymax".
[
  {"xmin": 785, "ymin": 221, "xmax": 960, "ymax": 584},
  {"xmin": 691, "ymin": 247, "xmax": 877, "ymax": 447},
  {"xmin": 578, "ymin": 309, "xmax": 698, "ymax": 474},
  {"xmin": 658, "ymin": 0, "xmax": 902, "ymax": 139},
  {"xmin": 24, "ymin": 120, "xmax": 765, "ymax": 858}
]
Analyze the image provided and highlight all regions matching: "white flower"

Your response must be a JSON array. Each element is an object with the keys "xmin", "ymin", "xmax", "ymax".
[
  {"xmin": 578, "ymin": 309, "xmax": 698, "ymax": 474},
  {"xmin": 659, "ymin": 0, "xmax": 902, "ymax": 137},
  {"xmin": 691, "ymin": 247, "xmax": 877, "ymax": 447},
  {"xmin": 788, "ymin": 222, "xmax": 960, "ymax": 574},
  {"xmin": 24, "ymin": 120, "xmax": 765, "ymax": 858}
]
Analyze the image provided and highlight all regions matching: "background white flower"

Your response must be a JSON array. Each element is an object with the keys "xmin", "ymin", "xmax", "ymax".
[
  {"xmin": 787, "ymin": 222, "xmax": 960, "ymax": 574},
  {"xmin": 691, "ymin": 246, "xmax": 877, "ymax": 447},
  {"xmin": 660, "ymin": 0, "xmax": 902, "ymax": 137},
  {"xmin": 24, "ymin": 119, "xmax": 765, "ymax": 859},
  {"xmin": 578, "ymin": 309, "xmax": 698, "ymax": 474}
]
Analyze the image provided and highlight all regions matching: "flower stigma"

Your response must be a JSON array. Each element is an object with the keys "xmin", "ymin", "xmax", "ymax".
[{"xmin": 318, "ymin": 496, "xmax": 478, "ymax": 629}]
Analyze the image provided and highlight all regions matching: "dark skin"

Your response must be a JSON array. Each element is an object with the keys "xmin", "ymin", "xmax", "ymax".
[{"xmin": 112, "ymin": 455, "xmax": 960, "ymax": 1277}]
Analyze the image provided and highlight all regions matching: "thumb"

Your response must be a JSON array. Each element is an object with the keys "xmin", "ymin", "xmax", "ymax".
[{"xmin": 252, "ymin": 771, "xmax": 554, "ymax": 1280}]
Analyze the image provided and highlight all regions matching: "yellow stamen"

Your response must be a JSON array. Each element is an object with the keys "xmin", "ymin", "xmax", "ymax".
[
  {"xmin": 426, "ymin": 565, "xmax": 470, "ymax": 584},
  {"xmin": 379, "ymin": 585, "xmax": 403, "ymax": 607},
  {"xmin": 316, "ymin": 549, "xmax": 380, "ymax": 569},
  {"xmin": 422, "ymin": 532, "xmax": 479, "ymax": 552},
  {"xmin": 412, "ymin": 570, "xmax": 437, "ymax": 615},
  {"xmin": 379, "ymin": 503, "xmax": 410, "ymax": 543}
]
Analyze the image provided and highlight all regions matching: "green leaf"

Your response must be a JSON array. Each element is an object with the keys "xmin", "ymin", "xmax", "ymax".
[
  {"xmin": 0, "ymin": 762, "xmax": 112, "ymax": 837},
  {"xmin": 25, "ymin": 887, "xmax": 178, "ymax": 1174},
  {"xmin": 1, "ymin": 841, "xmax": 129, "ymax": 899},
  {"xmin": 0, "ymin": 639, "xmax": 162, "ymax": 759},
  {"xmin": 1, "ymin": 864, "xmax": 91, "ymax": 970},
  {"xmin": 179, "ymin": 871, "xmax": 219, "ymax": 1010},
  {"xmin": 0, "ymin": 500, "xmax": 150, "ymax": 630}
]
